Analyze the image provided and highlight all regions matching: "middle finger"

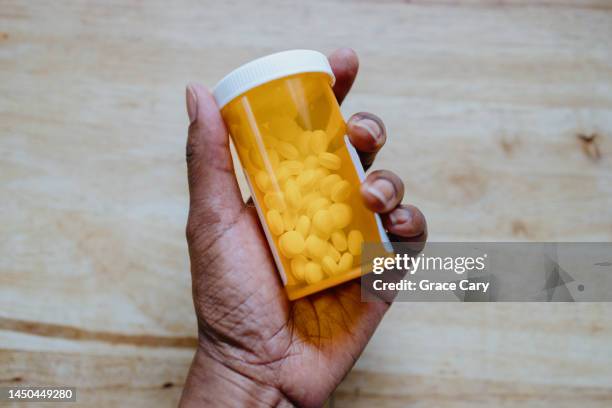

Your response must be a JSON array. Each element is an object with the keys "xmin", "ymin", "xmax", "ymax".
[{"xmin": 346, "ymin": 112, "xmax": 387, "ymax": 171}]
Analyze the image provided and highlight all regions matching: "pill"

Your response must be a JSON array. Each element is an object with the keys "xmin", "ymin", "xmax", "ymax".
[
  {"xmin": 313, "ymin": 210, "xmax": 334, "ymax": 235},
  {"xmin": 311, "ymin": 170, "xmax": 329, "ymax": 191},
  {"xmin": 329, "ymin": 203, "xmax": 352, "ymax": 229},
  {"xmin": 310, "ymin": 130, "xmax": 329, "ymax": 154},
  {"xmin": 267, "ymin": 210, "xmax": 284, "ymax": 236},
  {"xmin": 284, "ymin": 179, "xmax": 302, "ymax": 208},
  {"xmin": 305, "ymin": 262, "xmax": 324, "ymax": 284},
  {"xmin": 279, "ymin": 160, "xmax": 303, "ymax": 175},
  {"xmin": 305, "ymin": 234, "xmax": 327, "ymax": 259},
  {"xmin": 313, "ymin": 228, "xmax": 330, "ymax": 241},
  {"xmin": 282, "ymin": 210, "xmax": 297, "ymax": 231},
  {"xmin": 318, "ymin": 152, "xmax": 341, "ymax": 170},
  {"xmin": 296, "ymin": 169, "xmax": 317, "ymax": 190},
  {"xmin": 264, "ymin": 192, "xmax": 286, "ymax": 211},
  {"xmin": 296, "ymin": 215, "xmax": 310, "ymax": 238},
  {"xmin": 291, "ymin": 256, "xmax": 307, "ymax": 281},
  {"xmin": 331, "ymin": 230, "xmax": 348, "ymax": 252},
  {"xmin": 238, "ymin": 146, "xmax": 258, "ymax": 174},
  {"xmin": 279, "ymin": 231, "xmax": 305, "ymax": 258},
  {"xmin": 274, "ymin": 167, "xmax": 291, "ymax": 184},
  {"xmin": 267, "ymin": 149, "xmax": 280, "ymax": 169},
  {"xmin": 313, "ymin": 167, "xmax": 330, "ymax": 182},
  {"xmin": 301, "ymin": 191, "xmax": 321, "ymax": 211},
  {"xmin": 307, "ymin": 197, "xmax": 330, "ymax": 218},
  {"xmin": 297, "ymin": 131, "xmax": 312, "ymax": 156},
  {"xmin": 255, "ymin": 171, "xmax": 271, "ymax": 192},
  {"xmin": 250, "ymin": 148, "xmax": 267, "ymax": 169},
  {"xmin": 347, "ymin": 230, "xmax": 364, "ymax": 256},
  {"xmin": 322, "ymin": 256, "xmax": 339, "ymax": 276},
  {"xmin": 338, "ymin": 252, "xmax": 354, "ymax": 272},
  {"xmin": 331, "ymin": 180, "xmax": 352, "ymax": 202},
  {"xmin": 304, "ymin": 155, "xmax": 319, "ymax": 169},
  {"xmin": 320, "ymin": 174, "xmax": 342, "ymax": 196},
  {"xmin": 232, "ymin": 126, "xmax": 251, "ymax": 148},
  {"xmin": 328, "ymin": 245, "xmax": 342, "ymax": 262},
  {"xmin": 277, "ymin": 141, "xmax": 299, "ymax": 160}
]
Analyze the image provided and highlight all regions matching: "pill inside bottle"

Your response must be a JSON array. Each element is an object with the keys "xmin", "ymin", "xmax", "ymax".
[{"xmin": 213, "ymin": 50, "xmax": 388, "ymax": 300}]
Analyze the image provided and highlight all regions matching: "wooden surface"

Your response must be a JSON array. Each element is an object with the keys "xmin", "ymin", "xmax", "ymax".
[{"xmin": 1, "ymin": 0, "xmax": 612, "ymax": 406}]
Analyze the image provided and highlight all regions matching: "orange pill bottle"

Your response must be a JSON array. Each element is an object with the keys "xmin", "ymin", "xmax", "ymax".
[{"xmin": 213, "ymin": 50, "xmax": 389, "ymax": 300}]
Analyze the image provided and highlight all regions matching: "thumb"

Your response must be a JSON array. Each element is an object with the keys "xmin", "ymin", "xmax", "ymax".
[{"xmin": 185, "ymin": 83, "xmax": 244, "ymax": 238}]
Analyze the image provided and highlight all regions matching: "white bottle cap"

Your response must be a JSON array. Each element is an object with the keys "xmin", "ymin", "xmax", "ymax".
[{"xmin": 212, "ymin": 49, "xmax": 335, "ymax": 109}]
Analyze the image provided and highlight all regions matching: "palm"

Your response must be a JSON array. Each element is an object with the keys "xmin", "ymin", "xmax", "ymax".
[{"xmin": 190, "ymin": 205, "xmax": 386, "ymax": 406}]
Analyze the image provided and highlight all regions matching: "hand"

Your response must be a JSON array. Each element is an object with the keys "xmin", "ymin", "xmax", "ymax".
[{"xmin": 180, "ymin": 48, "xmax": 427, "ymax": 408}]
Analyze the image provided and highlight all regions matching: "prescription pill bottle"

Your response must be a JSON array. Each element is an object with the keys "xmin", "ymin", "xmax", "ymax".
[{"xmin": 213, "ymin": 50, "xmax": 389, "ymax": 300}]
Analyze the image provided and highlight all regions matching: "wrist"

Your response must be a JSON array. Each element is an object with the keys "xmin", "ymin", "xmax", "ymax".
[{"xmin": 180, "ymin": 347, "xmax": 291, "ymax": 407}]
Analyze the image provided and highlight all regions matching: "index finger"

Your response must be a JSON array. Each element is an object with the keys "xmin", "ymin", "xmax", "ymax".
[{"xmin": 328, "ymin": 48, "xmax": 359, "ymax": 104}]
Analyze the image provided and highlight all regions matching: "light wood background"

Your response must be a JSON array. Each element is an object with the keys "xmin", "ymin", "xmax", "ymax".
[{"xmin": 1, "ymin": 1, "xmax": 611, "ymax": 407}]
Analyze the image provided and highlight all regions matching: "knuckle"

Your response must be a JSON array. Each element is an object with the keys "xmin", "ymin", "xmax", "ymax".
[
  {"xmin": 185, "ymin": 217, "xmax": 198, "ymax": 243},
  {"xmin": 185, "ymin": 212, "xmax": 207, "ymax": 244}
]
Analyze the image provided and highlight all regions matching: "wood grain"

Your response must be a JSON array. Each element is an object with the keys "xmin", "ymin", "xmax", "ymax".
[{"xmin": 1, "ymin": 0, "xmax": 611, "ymax": 406}]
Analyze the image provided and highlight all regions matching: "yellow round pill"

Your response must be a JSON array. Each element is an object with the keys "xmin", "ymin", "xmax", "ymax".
[
  {"xmin": 275, "ymin": 166, "xmax": 291, "ymax": 183},
  {"xmin": 277, "ymin": 141, "xmax": 299, "ymax": 160},
  {"xmin": 267, "ymin": 149, "xmax": 280, "ymax": 169},
  {"xmin": 297, "ymin": 131, "xmax": 312, "ymax": 156},
  {"xmin": 331, "ymin": 230, "xmax": 348, "ymax": 252},
  {"xmin": 318, "ymin": 152, "xmax": 341, "ymax": 170},
  {"xmin": 338, "ymin": 252, "xmax": 354, "ymax": 272},
  {"xmin": 310, "ymin": 130, "xmax": 329, "ymax": 154},
  {"xmin": 267, "ymin": 210, "xmax": 284, "ymax": 236},
  {"xmin": 329, "ymin": 203, "xmax": 352, "ymax": 229},
  {"xmin": 305, "ymin": 262, "xmax": 324, "ymax": 284},
  {"xmin": 249, "ymin": 148, "xmax": 264, "ymax": 168},
  {"xmin": 282, "ymin": 210, "xmax": 297, "ymax": 231},
  {"xmin": 279, "ymin": 231, "xmax": 305, "ymax": 258},
  {"xmin": 313, "ymin": 209, "xmax": 334, "ymax": 235},
  {"xmin": 320, "ymin": 174, "xmax": 341, "ymax": 196},
  {"xmin": 305, "ymin": 235, "xmax": 327, "ymax": 259},
  {"xmin": 300, "ymin": 191, "xmax": 321, "ymax": 211},
  {"xmin": 284, "ymin": 179, "xmax": 302, "ymax": 208},
  {"xmin": 321, "ymin": 256, "xmax": 339, "ymax": 276},
  {"xmin": 291, "ymin": 256, "xmax": 307, "ymax": 282},
  {"xmin": 331, "ymin": 180, "xmax": 352, "ymax": 202},
  {"xmin": 296, "ymin": 215, "xmax": 310, "ymax": 238},
  {"xmin": 232, "ymin": 126, "xmax": 251, "ymax": 149},
  {"xmin": 313, "ymin": 167, "xmax": 330, "ymax": 182},
  {"xmin": 347, "ymin": 230, "xmax": 364, "ymax": 256},
  {"xmin": 264, "ymin": 192, "xmax": 286, "ymax": 211},
  {"xmin": 279, "ymin": 160, "xmax": 303, "ymax": 175},
  {"xmin": 307, "ymin": 197, "xmax": 330, "ymax": 218},
  {"xmin": 328, "ymin": 245, "xmax": 342, "ymax": 262},
  {"xmin": 304, "ymin": 155, "xmax": 319, "ymax": 169},
  {"xmin": 296, "ymin": 169, "xmax": 317, "ymax": 190},
  {"xmin": 255, "ymin": 171, "xmax": 271, "ymax": 192},
  {"xmin": 238, "ymin": 146, "xmax": 258, "ymax": 174}
]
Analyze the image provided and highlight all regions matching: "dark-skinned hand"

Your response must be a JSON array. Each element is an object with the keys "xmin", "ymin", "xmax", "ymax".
[{"xmin": 180, "ymin": 48, "xmax": 427, "ymax": 408}]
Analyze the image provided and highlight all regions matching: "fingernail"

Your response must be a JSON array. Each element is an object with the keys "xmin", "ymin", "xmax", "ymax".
[
  {"xmin": 366, "ymin": 178, "xmax": 395, "ymax": 205},
  {"xmin": 389, "ymin": 207, "xmax": 412, "ymax": 226},
  {"xmin": 186, "ymin": 84, "xmax": 197, "ymax": 124},
  {"xmin": 354, "ymin": 117, "xmax": 383, "ymax": 145}
]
